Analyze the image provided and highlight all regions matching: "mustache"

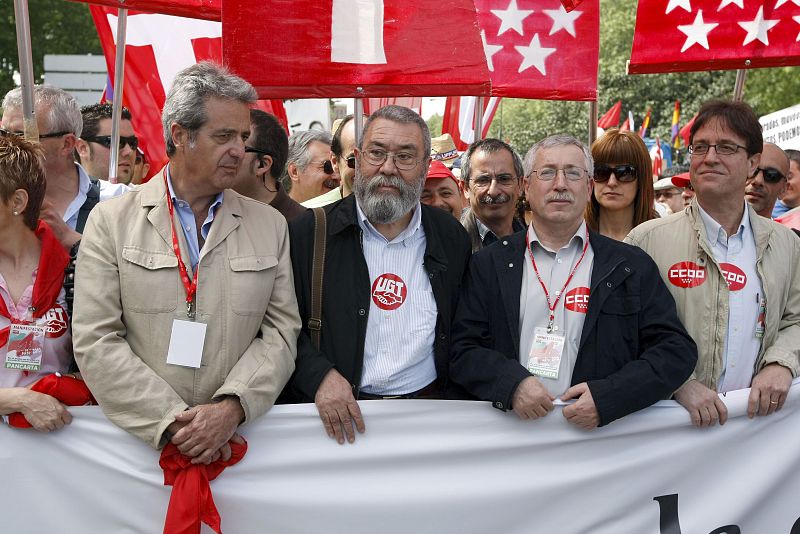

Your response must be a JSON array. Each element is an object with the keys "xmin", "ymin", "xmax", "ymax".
[
  {"xmin": 479, "ymin": 193, "xmax": 511, "ymax": 205},
  {"xmin": 366, "ymin": 174, "xmax": 404, "ymax": 192},
  {"xmin": 322, "ymin": 177, "xmax": 340, "ymax": 190},
  {"xmin": 546, "ymin": 192, "xmax": 574, "ymax": 203}
]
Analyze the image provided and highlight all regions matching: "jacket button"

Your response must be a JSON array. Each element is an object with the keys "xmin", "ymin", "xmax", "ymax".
[
  {"xmin": 428, "ymin": 273, "xmax": 434, "ymax": 279},
  {"xmin": 606, "ymin": 282, "xmax": 612, "ymax": 288},
  {"xmin": 624, "ymin": 266, "xmax": 631, "ymax": 273},
  {"xmin": 439, "ymin": 333, "xmax": 447, "ymax": 340},
  {"xmin": 508, "ymin": 263, "xmax": 514, "ymax": 268},
  {"xmin": 494, "ymin": 401, "xmax": 504, "ymax": 409},
  {"xmin": 358, "ymin": 308, "xmax": 366, "ymax": 316},
  {"xmin": 502, "ymin": 240, "xmax": 508, "ymax": 246}
]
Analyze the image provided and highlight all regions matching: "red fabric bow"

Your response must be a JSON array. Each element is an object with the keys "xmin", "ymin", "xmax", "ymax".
[
  {"xmin": 7, "ymin": 374, "xmax": 97, "ymax": 428},
  {"xmin": 160, "ymin": 439, "xmax": 248, "ymax": 534}
]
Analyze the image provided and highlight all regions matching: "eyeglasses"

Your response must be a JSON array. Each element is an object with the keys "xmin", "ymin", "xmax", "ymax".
[
  {"xmin": 471, "ymin": 174, "xmax": 517, "ymax": 189},
  {"xmin": 346, "ymin": 156, "xmax": 356, "ymax": 169},
  {"xmin": 362, "ymin": 148, "xmax": 421, "ymax": 171},
  {"xmin": 83, "ymin": 135, "xmax": 138, "ymax": 151},
  {"xmin": 321, "ymin": 160, "xmax": 334, "ymax": 175},
  {"xmin": 245, "ymin": 146, "xmax": 271, "ymax": 157},
  {"xmin": 0, "ymin": 128, "xmax": 71, "ymax": 139},
  {"xmin": 655, "ymin": 191, "xmax": 681, "ymax": 199},
  {"xmin": 593, "ymin": 164, "xmax": 637, "ymax": 183},
  {"xmin": 531, "ymin": 166, "xmax": 587, "ymax": 182},
  {"xmin": 752, "ymin": 167, "xmax": 786, "ymax": 184},
  {"xmin": 688, "ymin": 143, "xmax": 746, "ymax": 156}
]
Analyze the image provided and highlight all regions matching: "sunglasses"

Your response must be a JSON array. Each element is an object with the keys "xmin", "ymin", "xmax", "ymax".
[
  {"xmin": 0, "ymin": 128, "xmax": 71, "ymax": 139},
  {"xmin": 593, "ymin": 164, "xmax": 638, "ymax": 183},
  {"xmin": 346, "ymin": 156, "xmax": 356, "ymax": 169},
  {"xmin": 321, "ymin": 160, "xmax": 334, "ymax": 175},
  {"xmin": 83, "ymin": 135, "xmax": 138, "ymax": 151},
  {"xmin": 245, "ymin": 146, "xmax": 271, "ymax": 157},
  {"xmin": 753, "ymin": 167, "xmax": 786, "ymax": 184}
]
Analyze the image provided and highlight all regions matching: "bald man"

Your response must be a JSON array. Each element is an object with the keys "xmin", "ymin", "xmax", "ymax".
[{"xmin": 745, "ymin": 142, "xmax": 789, "ymax": 218}]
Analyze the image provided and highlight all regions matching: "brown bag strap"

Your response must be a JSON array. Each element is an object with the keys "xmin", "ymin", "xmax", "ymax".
[{"xmin": 309, "ymin": 207, "xmax": 327, "ymax": 350}]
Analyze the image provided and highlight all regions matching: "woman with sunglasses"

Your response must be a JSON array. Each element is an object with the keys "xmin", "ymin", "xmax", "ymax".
[{"xmin": 585, "ymin": 129, "xmax": 658, "ymax": 241}]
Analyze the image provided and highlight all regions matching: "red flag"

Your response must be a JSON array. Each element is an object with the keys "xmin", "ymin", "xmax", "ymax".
[
  {"xmin": 442, "ymin": 96, "xmax": 501, "ymax": 151},
  {"xmin": 651, "ymin": 137, "xmax": 663, "ymax": 178},
  {"xmin": 474, "ymin": 0, "xmax": 599, "ymax": 100},
  {"xmin": 560, "ymin": 0, "xmax": 584, "ymax": 12},
  {"xmin": 629, "ymin": 0, "xmax": 800, "ymax": 73},
  {"xmin": 223, "ymin": 0, "xmax": 491, "ymax": 98},
  {"xmin": 680, "ymin": 113, "xmax": 698, "ymax": 147},
  {"xmin": 362, "ymin": 97, "xmax": 422, "ymax": 115},
  {"xmin": 90, "ymin": 7, "xmax": 287, "ymax": 180},
  {"xmin": 597, "ymin": 100, "xmax": 622, "ymax": 128}
]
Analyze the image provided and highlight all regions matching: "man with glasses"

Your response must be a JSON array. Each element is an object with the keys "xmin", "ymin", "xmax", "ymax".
[
  {"xmin": 284, "ymin": 129, "xmax": 339, "ymax": 204},
  {"xmin": 450, "ymin": 135, "xmax": 696, "ymax": 429},
  {"xmin": 460, "ymin": 138, "xmax": 527, "ymax": 252},
  {"xmin": 303, "ymin": 115, "xmax": 358, "ymax": 208},
  {"xmin": 654, "ymin": 176, "xmax": 685, "ymax": 214},
  {"xmin": 744, "ymin": 142, "xmax": 789, "ymax": 219},
  {"xmin": 283, "ymin": 105, "xmax": 471, "ymax": 444},
  {"xmin": 1, "ymin": 86, "xmax": 127, "ymax": 246},
  {"xmin": 76, "ymin": 103, "xmax": 138, "ymax": 185},
  {"xmin": 627, "ymin": 100, "xmax": 800, "ymax": 428}
]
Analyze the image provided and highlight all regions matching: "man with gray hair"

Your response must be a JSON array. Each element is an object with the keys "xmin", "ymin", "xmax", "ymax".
[
  {"xmin": 283, "ymin": 105, "xmax": 471, "ymax": 444},
  {"xmin": 284, "ymin": 129, "xmax": 339, "ymax": 204},
  {"xmin": 450, "ymin": 135, "xmax": 697, "ymax": 429},
  {"xmin": 73, "ymin": 62, "xmax": 299, "ymax": 462},
  {"xmin": 1, "ymin": 86, "xmax": 127, "ymax": 247}
]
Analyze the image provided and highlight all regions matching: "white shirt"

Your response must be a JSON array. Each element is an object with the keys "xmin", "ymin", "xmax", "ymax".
[
  {"xmin": 519, "ymin": 222, "xmax": 594, "ymax": 397},
  {"xmin": 697, "ymin": 203, "xmax": 762, "ymax": 392},
  {"xmin": 63, "ymin": 163, "xmax": 129, "ymax": 230},
  {"xmin": 357, "ymin": 201, "xmax": 437, "ymax": 395}
]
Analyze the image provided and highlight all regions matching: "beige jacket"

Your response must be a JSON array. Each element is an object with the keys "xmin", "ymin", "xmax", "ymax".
[
  {"xmin": 626, "ymin": 200, "xmax": 800, "ymax": 390},
  {"xmin": 73, "ymin": 174, "xmax": 299, "ymax": 448}
]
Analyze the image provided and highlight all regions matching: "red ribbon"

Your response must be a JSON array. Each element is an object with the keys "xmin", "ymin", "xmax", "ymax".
[
  {"xmin": 160, "ymin": 438, "xmax": 248, "ymax": 534},
  {"xmin": 7, "ymin": 374, "xmax": 97, "ymax": 428}
]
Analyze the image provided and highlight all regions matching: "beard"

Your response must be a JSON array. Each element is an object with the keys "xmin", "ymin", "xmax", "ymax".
[{"xmin": 354, "ymin": 169, "xmax": 425, "ymax": 224}]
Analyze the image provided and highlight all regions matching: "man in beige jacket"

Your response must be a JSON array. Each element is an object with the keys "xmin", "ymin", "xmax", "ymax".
[{"xmin": 73, "ymin": 63, "xmax": 299, "ymax": 463}]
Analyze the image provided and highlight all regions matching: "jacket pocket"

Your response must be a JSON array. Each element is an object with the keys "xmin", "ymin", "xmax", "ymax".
[
  {"xmin": 229, "ymin": 255, "xmax": 278, "ymax": 316},
  {"xmin": 121, "ymin": 247, "xmax": 179, "ymax": 312},
  {"xmin": 598, "ymin": 295, "xmax": 641, "ymax": 362}
]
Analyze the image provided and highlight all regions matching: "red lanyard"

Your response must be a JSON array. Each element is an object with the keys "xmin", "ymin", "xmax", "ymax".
[
  {"xmin": 164, "ymin": 172, "xmax": 198, "ymax": 319},
  {"xmin": 527, "ymin": 227, "xmax": 589, "ymax": 333}
]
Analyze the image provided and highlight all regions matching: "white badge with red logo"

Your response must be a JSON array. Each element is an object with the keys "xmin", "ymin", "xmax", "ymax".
[
  {"xmin": 372, "ymin": 273, "xmax": 407, "ymax": 311},
  {"xmin": 5, "ymin": 320, "xmax": 46, "ymax": 372},
  {"xmin": 527, "ymin": 327, "xmax": 566, "ymax": 380},
  {"xmin": 718, "ymin": 263, "xmax": 747, "ymax": 291},
  {"xmin": 564, "ymin": 287, "xmax": 590, "ymax": 314},
  {"xmin": 668, "ymin": 261, "xmax": 707, "ymax": 288}
]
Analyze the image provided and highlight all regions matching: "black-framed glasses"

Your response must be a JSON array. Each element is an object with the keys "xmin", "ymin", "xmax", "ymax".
[
  {"xmin": 0, "ymin": 127, "xmax": 22, "ymax": 138},
  {"xmin": 753, "ymin": 167, "xmax": 786, "ymax": 184},
  {"xmin": 593, "ymin": 164, "xmax": 637, "ymax": 183},
  {"xmin": 0, "ymin": 128, "xmax": 71, "ymax": 139},
  {"xmin": 321, "ymin": 160, "xmax": 334, "ymax": 175},
  {"xmin": 245, "ymin": 146, "xmax": 271, "ymax": 157},
  {"xmin": 655, "ymin": 190, "xmax": 681, "ymax": 199},
  {"xmin": 82, "ymin": 134, "xmax": 138, "ymax": 151},
  {"xmin": 532, "ymin": 166, "xmax": 587, "ymax": 182},
  {"xmin": 346, "ymin": 156, "xmax": 356, "ymax": 169},
  {"xmin": 688, "ymin": 143, "xmax": 746, "ymax": 156}
]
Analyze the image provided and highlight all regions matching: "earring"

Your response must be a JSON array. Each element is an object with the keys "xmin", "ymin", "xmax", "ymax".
[{"xmin": 12, "ymin": 211, "xmax": 18, "ymax": 216}]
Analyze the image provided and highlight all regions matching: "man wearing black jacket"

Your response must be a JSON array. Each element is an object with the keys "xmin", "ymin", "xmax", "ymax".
[
  {"xmin": 286, "ymin": 106, "xmax": 471, "ymax": 443},
  {"xmin": 450, "ymin": 135, "xmax": 697, "ymax": 428}
]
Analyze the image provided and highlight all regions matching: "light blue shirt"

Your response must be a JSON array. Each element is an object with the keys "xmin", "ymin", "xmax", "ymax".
[
  {"xmin": 166, "ymin": 167, "xmax": 223, "ymax": 272},
  {"xmin": 772, "ymin": 199, "xmax": 790, "ymax": 219}
]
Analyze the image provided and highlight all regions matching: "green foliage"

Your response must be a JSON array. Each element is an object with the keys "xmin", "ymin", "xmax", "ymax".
[
  {"xmin": 426, "ymin": 113, "xmax": 443, "ymax": 138},
  {"xmin": 0, "ymin": 0, "xmax": 101, "ymax": 96}
]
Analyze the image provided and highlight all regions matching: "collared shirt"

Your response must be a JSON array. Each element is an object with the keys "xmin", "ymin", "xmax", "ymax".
[
  {"xmin": 302, "ymin": 187, "xmax": 343, "ymax": 208},
  {"xmin": 772, "ymin": 199, "xmax": 790, "ymax": 219},
  {"xmin": 475, "ymin": 215, "xmax": 526, "ymax": 247},
  {"xmin": 166, "ymin": 167, "xmax": 223, "ymax": 272},
  {"xmin": 519, "ymin": 222, "xmax": 594, "ymax": 397},
  {"xmin": 697, "ymin": 203, "xmax": 762, "ymax": 392},
  {"xmin": 357, "ymin": 201, "xmax": 437, "ymax": 395},
  {"xmin": 64, "ymin": 163, "xmax": 129, "ymax": 230}
]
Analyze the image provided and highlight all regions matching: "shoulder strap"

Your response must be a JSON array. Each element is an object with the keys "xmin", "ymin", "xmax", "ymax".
[
  {"xmin": 309, "ymin": 207, "xmax": 327, "ymax": 350},
  {"xmin": 76, "ymin": 178, "xmax": 101, "ymax": 234}
]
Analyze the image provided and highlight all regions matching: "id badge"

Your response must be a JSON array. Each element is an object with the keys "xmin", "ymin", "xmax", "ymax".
[
  {"xmin": 5, "ymin": 321, "xmax": 46, "ymax": 372},
  {"xmin": 166, "ymin": 319, "xmax": 207, "ymax": 368},
  {"xmin": 526, "ymin": 327, "xmax": 566, "ymax": 379}
]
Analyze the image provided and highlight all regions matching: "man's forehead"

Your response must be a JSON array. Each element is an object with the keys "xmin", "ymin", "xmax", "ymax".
[
  {"xmin": 470, "ymin": 149, "xmax": 514, "ymax": 172},
  {"xmin": 534, "ymin": 145, "xmax": 584, "ymax": 167},
  {"xmin": 1, "ymin": 105, "xmax": 48, "ymax": 131},
  {"xmin": 425, "ymin": 177, "xmax": 459, "ymax": 193},
  {"xmin": 692, "ymin": 118, "xmax": 748, "ymax": 144},
  {"xmin": 761, "ymin": 144, "xmax": 790, "ymax": 174},
  {"xmin": 364, "ymin": 118, "xmax": 424, "ymax": 150}
]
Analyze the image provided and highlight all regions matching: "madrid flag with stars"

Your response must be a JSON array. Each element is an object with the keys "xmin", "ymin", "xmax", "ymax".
[{"xmin": 629, "ymin": 0, "xmax": 800, "ymax": 73}]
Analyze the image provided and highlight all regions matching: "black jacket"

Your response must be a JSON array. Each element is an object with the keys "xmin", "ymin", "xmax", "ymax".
[
  {"xmin": 450, "ymin": 229, "xmax": 697, "ymax": 426},
  {"xmin": 282, "ymin": 195, "xmax": 472, "ymax": 402}
]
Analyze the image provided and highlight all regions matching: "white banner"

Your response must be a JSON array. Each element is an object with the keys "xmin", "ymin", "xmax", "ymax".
[
  {"xmin": 3, "ymin": 386, "xmax": 800, "ymax": 533},
  {"xmin": 760, "ymin": 103, "xmax": 800, "ymax": 151}
]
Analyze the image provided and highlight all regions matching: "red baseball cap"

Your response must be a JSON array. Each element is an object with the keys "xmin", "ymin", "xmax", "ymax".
[
  {"xmin": 427, "ymin": 160, "xmax": 462, "ymax": 191},
  {"xmin": 671, "ymin": 172, "xmax": 691, "ymax": 189}
]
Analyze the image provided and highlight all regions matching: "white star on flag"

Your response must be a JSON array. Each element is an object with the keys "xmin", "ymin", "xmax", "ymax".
[
  {"xmin": 678, "ymin": 9, "xmax": 719, "ymax": 52},
  {"xmin": 666, "ymin": 0, "xmax": 692, "ymax": 14},
  {"xmin": 794, "ymin": 15, "xmax": 800, "ymax": 41},
  {"xmin": 543, "ymin": 5, "xmax": 583, "ymax": 37},
  {"xmin": 491, "ymin": 0, "xmax": 534, "ymax": 37},
  {"xmin": 739, "ymin": 6, "xmax": 780, "ymax": 45},
  {"xmin": 775, "ymin": 0, "xmax": 800, "ymax": 8},
  {"xmin": 515, "ymin": 33, "xmax": 557, "ymax": 74},
  {"xmin": 481, "ymin": 29, "xmax": 503, "ymax": 71},
  {"xmin": 717, "ymin": 0, "xmax": 744, "ymax": 10}
]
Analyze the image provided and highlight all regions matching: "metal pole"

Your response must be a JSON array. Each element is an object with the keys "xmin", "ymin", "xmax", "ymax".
[
  {"xmin": 732, "ymin": 69, "xmax": 748, "ymax": 102},
  {"xmin": 13, "ymin": 0, "xmax": 38, "ymax": 140},
  {"xmin": 354, "ymin": 95, "xmax": 364, "ymax": 147},
  {"xmin": 473, "ymin": 96, "xmax": 484, "ymax": 143},
  {"xmin": 108, "ymin": 8, "xmax": 128, "ymax": 184},
  {"xmin": 588, "ymin": 100, "xmax": 598, "ymax": 146}
]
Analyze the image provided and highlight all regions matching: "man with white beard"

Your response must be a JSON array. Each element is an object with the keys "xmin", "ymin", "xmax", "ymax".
[{"xmin": 283, "ymin": 105, "xmax": 471, "ymax": 444}]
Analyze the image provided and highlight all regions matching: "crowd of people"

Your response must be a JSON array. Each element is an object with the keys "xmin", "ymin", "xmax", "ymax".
[{"xmin": 0, "ymin": 62, "xmax": 798, "ymax": 465}]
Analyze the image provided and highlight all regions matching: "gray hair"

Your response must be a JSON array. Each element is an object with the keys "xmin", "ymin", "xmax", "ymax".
[
  {"xmin": 282, "ymin": 129, "xmax": 333, "ymax": 189},
  {"xmin": 523, "ymin": 135, "xmax": 593, "ymax": 178},
  {"xmin": 2, "ymin": 85, "xmax": 82, "ymax": 137},
  {"xmin": 359, "ymin": 105, "xmax": 431, "ymax": 156},
  {"xmin": 162, "ymin": 62, "xmax": 257, "ymax": 156},
  {"xmin": 460, "ymin": 138, "xmax": 524, "ymax": 188}
]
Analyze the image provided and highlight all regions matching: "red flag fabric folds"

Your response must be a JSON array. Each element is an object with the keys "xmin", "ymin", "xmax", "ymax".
[
  {"xmin": 70, "ymin": 0, "xmax": 221, "ymax": 21},
  {"xmin": 160, "ymin": 439, "xmax": 247, "ymax": 534},
  {"xmin": 362, "ymin": 98, "xmax": 422, "ymax": 115},
  {"xmin": 7, "ymin": 374, "xmax": 97, "ymax": 428},
  {"xmin": 597, "ymin": 100, "xmax": 622, "ymax": 128},
  {"xmin": 680, "ymin": 113, "xmax": 698, "ymax": 147},
  {"xmin": 442, "ymin": 96, "xmax": 500, "ymax": 151},
  {"xmin": 629, "ymin": 0, "xmax": 800, "ymax": 73}
]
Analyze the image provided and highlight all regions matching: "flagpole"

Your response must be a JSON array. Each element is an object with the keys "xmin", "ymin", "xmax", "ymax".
[
  {"xmin": 732, "ymin": 69, "xmax": 747, "ymax": 102},
  {"xmin": 473, "ymin": 96, "xmax": 484, "ymax": 143},
  {"xmin": 108, "ymin": 8, "xmax": 128, "ymax": 184},
  {"xmin": 13, "ymin": 0, "xmax": 38, "ymax": 140},
  {"xmin": 354, "ymin": 95, "xmax": 364, "ymax": 147},
  {"xmin": 588, "ymin": 100, "xmax": 598, "ymax": 146}
]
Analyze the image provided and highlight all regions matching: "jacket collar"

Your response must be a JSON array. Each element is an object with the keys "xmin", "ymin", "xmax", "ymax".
[{"xmin": 686, "ymin": 196, "xmax": 773, "ymax": 260}]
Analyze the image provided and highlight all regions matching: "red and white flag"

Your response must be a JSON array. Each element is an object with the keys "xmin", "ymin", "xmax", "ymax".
[
  {"xmin": 651, "ymin": 137, "xmax": 664, "ymax": 178},
  {"xmin": 629, "ymin": 0, "xmax": 800, "ymax": 73},
  {"xmin": 90, "ymin": 6, "xmax": 287, "ymax": 180},
  {"xmin": 474, "ymin": 0, "xmax": 599, "ymax": 100},
  {"xmin": 442, "ymin": 96, "xmax": 501, "ymax": 151},
  {"xmin": 362, "ymin": 98, "xmax": 422, "ymax": 115},
  {"xmin": 222, "ymin": 0, "xmax": 491, "ymax": 98}
]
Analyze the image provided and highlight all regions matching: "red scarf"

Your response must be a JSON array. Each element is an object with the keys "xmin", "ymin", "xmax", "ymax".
[{"xmin": 0, "ymin": 221, "xmax": 70, "ymax": 347}]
